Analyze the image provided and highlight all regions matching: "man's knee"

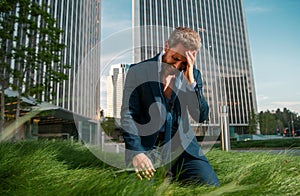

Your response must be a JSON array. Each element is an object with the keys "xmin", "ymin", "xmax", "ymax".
[{"xmin": 172, "ymin": 154, "xmax": 220, "ymax": 186}]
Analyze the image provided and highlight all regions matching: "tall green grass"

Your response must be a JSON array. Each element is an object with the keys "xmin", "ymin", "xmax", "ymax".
[{"xmin": 0, "ymin": 141, "xmax": 299, "ymax": 195}]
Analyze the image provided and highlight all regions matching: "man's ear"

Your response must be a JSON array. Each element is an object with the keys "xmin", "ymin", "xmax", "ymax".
[{"xmin": 164, "ymin": 41, "xmax": 169, "ymax": 52}]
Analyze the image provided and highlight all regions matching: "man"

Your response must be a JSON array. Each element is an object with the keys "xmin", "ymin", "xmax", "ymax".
[{"xmin": 121, "ymin": 27, "xmax": 219, "ymax": 186}]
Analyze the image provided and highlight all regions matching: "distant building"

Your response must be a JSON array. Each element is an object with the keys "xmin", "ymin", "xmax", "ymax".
[
  {"xmin": 132, "ymin": 0, "xmax": 257, "ymax": 135},
  {"xmin": 106, "ymin": 64, "xmax": 129, "ymax": 119}
]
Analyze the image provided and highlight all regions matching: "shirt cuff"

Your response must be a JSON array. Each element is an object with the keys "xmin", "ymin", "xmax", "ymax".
[{"xmin": 186, "ymin": 81, "xmax": 197, "ymax": 91}]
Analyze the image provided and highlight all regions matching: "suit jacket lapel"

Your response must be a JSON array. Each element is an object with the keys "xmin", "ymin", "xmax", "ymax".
[
  {"xmin": 145, "ymin": 54, "xmax": 163, "ymax": 104},
  {"xmin": 145, "ymin": 55, "xmax": 169, "ymax": 133}
]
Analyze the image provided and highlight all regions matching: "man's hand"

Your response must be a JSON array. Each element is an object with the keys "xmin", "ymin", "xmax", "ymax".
[
  {"xmin": 184, "ymin": 51, "xmax": 197, "ymax": 84},
  {"xmin": 132, "ymin": 153, "xmax": 156, "ymax": 180}
]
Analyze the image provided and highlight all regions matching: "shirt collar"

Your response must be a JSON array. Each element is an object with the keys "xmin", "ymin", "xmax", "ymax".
[{"xmin": 158, "ymin": 50, "xmax": 165, "ymax": 73}]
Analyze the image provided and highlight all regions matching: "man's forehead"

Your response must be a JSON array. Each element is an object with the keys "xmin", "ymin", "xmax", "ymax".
[{"xmin": 172, "ymin": 51, "xmax": 187, "ymax": 61}]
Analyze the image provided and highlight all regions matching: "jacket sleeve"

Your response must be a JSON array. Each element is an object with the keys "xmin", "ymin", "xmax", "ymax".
[
  {"xmin": 120, "ymin": 66, "xmax": 145, "ymax": 162},
  {"xmin": 182, "ymin": 68, "xmax": 209, "ymax": 123}
]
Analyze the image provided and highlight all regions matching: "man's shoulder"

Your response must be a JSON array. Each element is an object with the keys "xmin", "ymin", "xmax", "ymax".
[
  {"xmin": 129, "ymin": 54, "xmax": 160, "ymax": 69},
  {"xmin": 125, "ymin": 54, "xmax": 160, "ymax": 81}
]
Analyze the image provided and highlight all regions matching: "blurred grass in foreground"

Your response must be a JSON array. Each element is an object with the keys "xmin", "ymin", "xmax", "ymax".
[{"xmin": 0, "ymin": 141, "xmax": 299, "ymax": 195}]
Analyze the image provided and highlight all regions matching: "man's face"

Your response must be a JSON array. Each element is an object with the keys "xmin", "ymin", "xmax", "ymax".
[{"xmin": 161, "ymin": 43, "xmax": 189, "ymax": 75}]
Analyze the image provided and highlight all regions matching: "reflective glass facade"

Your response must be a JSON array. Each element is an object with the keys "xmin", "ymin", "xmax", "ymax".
[
  {"xmin": 1, "ymin": 0, "xmax": 101, "ymax": 142},
  {"xmin": 133, "ymin": 0, "xmax": 257, "ymax": 133},
  {"xmin": 49, "ymin": 0, "xmax": 101, "ymax": 120},
  {"xmin": 10, "ymin": 0, "xmax": 101, "ymax": 120}
]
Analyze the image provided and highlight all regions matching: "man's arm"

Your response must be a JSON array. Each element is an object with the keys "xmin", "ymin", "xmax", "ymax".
[
  {"xmin": 121, "ymin": 66, "xmax": 145, "ymax": 158},
  {"xmin": 182, "ymin": 51, "xmax": 209, "ymax": 123},
  {"xmin": 120, "ymin": 66, "xmax": 156, "ymax": 180},
  {"xmin": 188, "ymin": 69, "xmax": 209, "ymax": 123}
]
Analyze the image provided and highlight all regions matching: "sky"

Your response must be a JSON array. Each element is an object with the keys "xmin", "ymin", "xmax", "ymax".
[
  {"xmin": 243, "ymin": 0, "xmax": 300, "ymax": 114},
  {"xmin": 101, "ymin": 0, "xmax": 300, "ymax": 114}
]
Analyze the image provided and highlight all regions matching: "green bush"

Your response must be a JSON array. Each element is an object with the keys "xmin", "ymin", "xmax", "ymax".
[{"xmin": 231, "ymin": 139, "xmax": 300, "ymax": 148}]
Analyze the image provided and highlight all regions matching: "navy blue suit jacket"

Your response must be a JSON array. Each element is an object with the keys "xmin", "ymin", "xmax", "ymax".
[{"xmin": 121, "ymin": 54, "xmax": 209, "ymax": 165}]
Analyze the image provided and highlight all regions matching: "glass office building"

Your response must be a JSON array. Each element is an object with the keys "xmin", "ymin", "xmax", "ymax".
[
  {"xmin": 49, "ymin": 0, "xmax": 101, "ymax": 144},
  {"xmin": 10, "ymin": 0, "xmax": 101, "ymax": 119},
  {"xmin": 132, "ymin": 0, "xmax": 257, "ymax": 134},
  {"xmin": 2, "ymin": 0, "xmax": 101, "ymax": 141},
  {"xmin": 48, "ymin": 0, "xmax": 101, "ymax": 119}
]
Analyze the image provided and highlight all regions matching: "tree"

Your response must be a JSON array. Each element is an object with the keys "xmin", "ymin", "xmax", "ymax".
[
  {"xmin": 0, "ymin": 0, "xmax": 17, "ymax": 133},
  {"xmin": 247, "ymin": 110, "xmax": 258, "ymax": 134},
  {"xmin": 101, "ymin": 117, "xmax": 118, "ymax": 137},
  {"xmin": 294, "ymin": 115, "xmax": 300, "ymax": 131},
  {"xmin": 1, "ymin": 0, "xmax": 70, "ymax": 135},
  {"xmin": 258, "ymin": 111, "xmax": 276, "ymax": 135},
  {"xmin": 12, "ymin": 1, "xmax": 69, "ymax": 117},
  {"xmin": 258, "ymin": 108, "xmax": 300, "ymax": 135}
]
